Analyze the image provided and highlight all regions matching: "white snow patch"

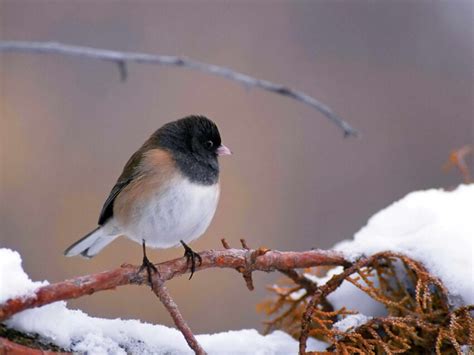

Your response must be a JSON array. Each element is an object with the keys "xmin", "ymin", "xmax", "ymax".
[
  {"xmin": 0, "ymin": 249, "xmax": 48, "ymax": 303},
  {"xmin": 306, "ymin": 337, "xmax": 329, "ymax": 352},
  {"xmin": 335, "ymin": 184, "xmax": 474, "ymax": 305},
  {"xmin": 333, "ymin": 314, "xmax": 372, "ymax": 333}
]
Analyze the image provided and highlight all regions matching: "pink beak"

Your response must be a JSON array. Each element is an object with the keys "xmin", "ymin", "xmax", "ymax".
[{"xmin": 216, "ymin": 144, "xmax": 232, "ymax": 156}]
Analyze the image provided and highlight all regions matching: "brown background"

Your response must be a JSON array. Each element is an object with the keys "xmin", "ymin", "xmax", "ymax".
[{"xmin": 0, "ymin": 1, "xmax": 472, "ymax": 333}]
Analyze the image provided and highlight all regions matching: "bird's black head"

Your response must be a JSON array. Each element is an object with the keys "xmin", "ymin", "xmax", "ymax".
[{"xmin": 155, "ymin": 115, "xmax": 231, "ymax": 184}]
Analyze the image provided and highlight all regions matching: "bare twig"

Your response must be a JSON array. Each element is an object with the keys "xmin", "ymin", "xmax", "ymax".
[
  {"xmin": 443, "ymin": 144, "xmax": 473, "ymax": 183},
  {"xmin": 0, "ymin": 247, "xmax": 347, "ymax": 322},
  {"xmin": 0, "ymin": 40, "xmax": 359, "ymax": 137},
  {"xmin": 223, "ymin": 239, "xmax": 272, "ymax": 291},
  {"xmin": 220, "ymin": 238, "xmax": 231, "ymax": 249},
  {"xmin": 238, "ymin": 239, "xmax": 271, "ymax": 291},
  {"xmin": 150, "ymin": 277, "xmax": 206, "ymax": 355},
  {"xmin": 299, "ymin": 257, "xmax": 365, "ymax": 354},
  {"xmin": 278, "ymin": 269, "xmax": 317, "ymax": 294}
]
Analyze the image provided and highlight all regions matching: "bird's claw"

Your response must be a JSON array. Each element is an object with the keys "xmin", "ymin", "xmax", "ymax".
[
  {"xmin": 139, "ymin": 252, "xmax": 158, "ymax": 285},
  {"xmin": 180, "ymin": 240, "xmax": 202, "ymax": 280},
  {"xmin": 138, "ymin": 240, "xmax": 158, "ymax": 288}
]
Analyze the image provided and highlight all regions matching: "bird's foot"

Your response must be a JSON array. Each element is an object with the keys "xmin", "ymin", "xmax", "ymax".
[
  {"xmin": 139, "ymin": 240, "xmax": 158, "ymax": 285},
  {"xmin": 180, "ymin": 240, "xmax": 202, "ymax": 280},
  {"xmin": 139, "ymin": 254, "xmax": 158, "ymax": 285}
]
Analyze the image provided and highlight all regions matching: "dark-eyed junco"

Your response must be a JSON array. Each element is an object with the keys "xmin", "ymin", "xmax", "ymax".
[{"xmin": 64, "ymin": 115, "xmax": 231, "ymax": 278}]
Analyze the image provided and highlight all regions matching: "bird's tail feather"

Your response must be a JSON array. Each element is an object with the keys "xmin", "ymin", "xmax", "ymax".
[{"xmin": 64, "ymin": 227, "xmax": 119, "ymax": 258}]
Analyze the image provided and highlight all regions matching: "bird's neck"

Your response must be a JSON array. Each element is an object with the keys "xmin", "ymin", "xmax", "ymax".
[{"xmin": 174, "ymin": 153, "xmax": 219, "ymax": 185}]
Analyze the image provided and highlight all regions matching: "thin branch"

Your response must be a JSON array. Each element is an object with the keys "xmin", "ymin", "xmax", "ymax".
[
  {"xmin": 225, "ymin": 238, "xmax": 273, "ymax": 291},
  {"xmin": 443, "ymin": 144, "xmax": 473, "ymax": 183},
  {"xmin": 0, "ymin": 337, "xmax": 70, "ymax": 355},
  {"xmin": 150, "ymin": 277, "xmax": 206, "ymax": 355},
  {"xmin": 0, "ymin": 247, "xmax": 348, "ymax": 322},
  {"xmin": 299, "ymin": 258, "xmax": 363, "ymax": 354},
  {"xmin": 278, "ymin": 269, "xmax": 317, "ymax": 294},
  {"xmin": 0, "ymin": 40, "xmax": 359, "ymax": 137}
]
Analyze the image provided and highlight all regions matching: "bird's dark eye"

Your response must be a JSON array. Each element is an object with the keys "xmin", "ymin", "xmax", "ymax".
[{"xmin": 204, "ymin": 140, "xmax": 214, "ymax": 149}]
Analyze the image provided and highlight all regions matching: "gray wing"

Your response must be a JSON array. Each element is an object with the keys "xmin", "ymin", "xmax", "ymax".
[{"xmin": 98, "ymin": 150, "xmax": 143, "ymax": 225}]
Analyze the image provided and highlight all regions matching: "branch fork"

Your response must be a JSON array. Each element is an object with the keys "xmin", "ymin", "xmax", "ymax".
[{"xmin": 221, "ymin": 238, "xmax": 270, "ymax": 291}]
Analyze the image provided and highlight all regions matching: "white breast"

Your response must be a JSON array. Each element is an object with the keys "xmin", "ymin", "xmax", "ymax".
[{"xmin": 122, "ymin": 177, "xmax": 220, "ymax": 249}]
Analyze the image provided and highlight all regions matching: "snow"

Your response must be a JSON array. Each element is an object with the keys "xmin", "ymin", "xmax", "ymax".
[
  {"xmin": 306, "ymin": 337, "xmax": 329, "ymax": 352},
  {"xmin": 335, "ymin": 184, "xmax": 474, "ymax": 305},
  {"xmin": 333, "ymin": 314, "xmax": 372, "ymax": 333},
  {"xmin": 1, "ymin": 185, "xmax": 473, "ymax": 353},
  {"xmin": 0, "ymin": 249, "xmax": 47, "ymax": 303}
]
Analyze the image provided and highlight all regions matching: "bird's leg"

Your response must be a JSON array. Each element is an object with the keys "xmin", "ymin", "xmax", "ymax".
[
  {"xmin": 180, "ymin": 240, "xmax": 202, "ymax": 280},
  {"xmin": 139, "ymin": 240, "xmax": 158, "ymax": 284}
]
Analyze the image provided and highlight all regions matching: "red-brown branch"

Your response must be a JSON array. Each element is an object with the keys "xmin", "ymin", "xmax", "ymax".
[
  {"xmin": 150, "ymin": 278, "xmax": 206, "ymax": 355},
  {"xmin": 443, "ymin": 145, "xmax": 473, "ymax": 183},
  {"xmin": 0, "ymin": 337, "xmax": 70, "ymax": 354},
  {"xmin": 0, "ymin": 248, "xmax": 347, "ymax": 322}
]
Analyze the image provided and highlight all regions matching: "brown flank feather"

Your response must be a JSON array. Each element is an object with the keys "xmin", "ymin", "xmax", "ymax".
[{"xmin": 113, "ymin": 148, "xmax": 178, "ymax": 226}]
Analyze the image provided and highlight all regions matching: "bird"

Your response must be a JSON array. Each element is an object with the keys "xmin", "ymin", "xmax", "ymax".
[{"xmin": 64, "ymin": 115, "xmax": 231, "ymax": 279}]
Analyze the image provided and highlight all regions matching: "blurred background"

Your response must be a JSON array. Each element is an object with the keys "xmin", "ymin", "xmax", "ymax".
[{"xmin": 0, "ymin": 1, "xmax": 472, "ymax": 333}]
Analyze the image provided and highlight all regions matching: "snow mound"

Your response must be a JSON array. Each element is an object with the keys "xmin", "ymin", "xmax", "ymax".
[
  {"xmin": 335, "ymin": 184, "xmax": 474, "ymax": 305},
  {"xmin": 0, "ymin": 249, "xmax": 48, "ymax": 303}
]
